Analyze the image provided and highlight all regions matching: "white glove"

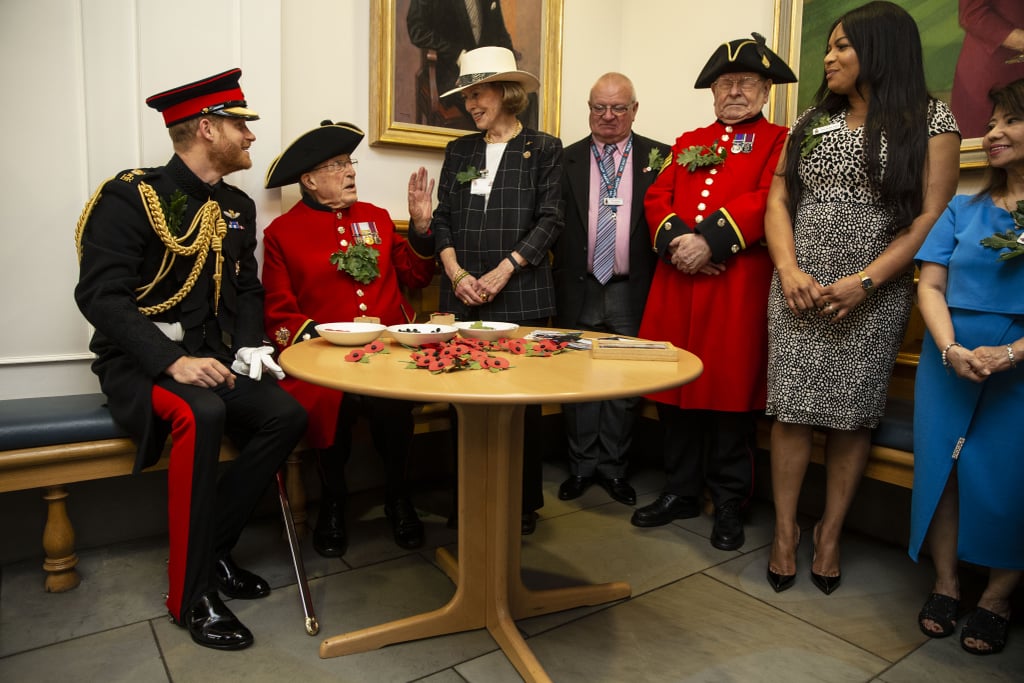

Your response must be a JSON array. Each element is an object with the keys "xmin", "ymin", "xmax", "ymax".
[{"xmin": 232, "ymin": 346, "xmax": 285, "ymax": 381}]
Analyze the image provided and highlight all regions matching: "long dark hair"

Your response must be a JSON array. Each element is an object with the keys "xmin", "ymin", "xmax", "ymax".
[
  {"xmin": 782, "ymin": 1, "xmax": 931, "ymax": 229},
  {"xmin": 977, "ymin": 78, "xmax": 1024, "ymax": 201}
]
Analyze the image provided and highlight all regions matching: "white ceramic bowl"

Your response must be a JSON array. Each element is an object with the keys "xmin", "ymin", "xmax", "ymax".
[
  {"xmin": 315, "ymin": 322, "xmax": 386, "ymax": 346},
  {"xmin": 453, "ymin": 321, "xmax": 520, "ymax": 342},
  {"xmin": 386, "ymin": 323, "xmax": 458, "ymax": 346}
]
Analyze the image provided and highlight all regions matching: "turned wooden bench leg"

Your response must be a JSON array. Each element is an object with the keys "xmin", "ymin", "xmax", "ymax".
[
  {"xmin": 41, "ymin": 485, "xmax": 81, "ymax": 592},
  {"xmin": 285, "ymin": 450, "xmax": 307, "ymax": 539}
]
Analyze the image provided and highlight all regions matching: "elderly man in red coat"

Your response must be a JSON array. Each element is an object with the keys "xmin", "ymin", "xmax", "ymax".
[
  {"xmin": 262, "ymin": 122, "xmax": 436, "ymax": 556},
  {"xmin": 631, "ymin": 34, "xmax": 795, "ymax": 551}
]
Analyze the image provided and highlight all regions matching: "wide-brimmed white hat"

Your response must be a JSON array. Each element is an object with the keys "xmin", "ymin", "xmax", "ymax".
[{"xmin": 440, "ymin": 46, "xmax": 540, "ymax": 99}]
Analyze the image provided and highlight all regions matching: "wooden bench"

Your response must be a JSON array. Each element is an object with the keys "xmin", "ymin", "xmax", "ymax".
[{"xmin": 0, "ymin": 393, "xmax": 309, "ymax": 592}]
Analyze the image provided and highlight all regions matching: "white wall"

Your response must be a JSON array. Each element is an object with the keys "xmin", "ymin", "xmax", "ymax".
[{"xmin": 0, "ymin": 0, "xmax": 974, "ymax": 400}]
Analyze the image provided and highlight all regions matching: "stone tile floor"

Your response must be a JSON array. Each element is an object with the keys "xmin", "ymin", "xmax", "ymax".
[{"xmin": 1, "ymin": 463, "xmax": 1021, "ymax": 682}]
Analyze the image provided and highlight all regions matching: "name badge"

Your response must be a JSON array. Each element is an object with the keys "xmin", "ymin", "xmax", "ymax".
[
  {"xmin": 470, "ymin": 177, "xmax": 493, "ymax": 195},
  {"xmin": 811, "ymin": 121, "xmax": 842, "ymax": 136},
  {"xmin": 602, "ymin": 197, "xmax": 624, "ymax": 206}
]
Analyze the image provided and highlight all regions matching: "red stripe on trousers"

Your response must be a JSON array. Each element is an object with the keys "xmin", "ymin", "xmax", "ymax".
[{"xmin": 151, "ymin": 384, "xmax": 198, "ymax": 622}]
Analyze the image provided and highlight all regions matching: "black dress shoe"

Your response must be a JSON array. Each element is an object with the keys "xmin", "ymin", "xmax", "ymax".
[
  {"xmin": 710, "ymin": 499, "xmax": 745, "ymax": 551},
  {"xmin": 558, "ymin": 475, "xmax": 594, "ymax": 500},
  {"xmin": 630, "ymin": 493, "xmax": 699, "ymax": 527},
  {"xmin": 313, "ymin": 496, "xmax": 348, "ymax": 558},
  {"xmin": 521, "ymin": 511, "xmax": 538, "ymax": 535},
  {"xmin": 184, "ymin": 592, "xmax": 253, "ymax": 650},
  {"xmin": 600, "ymin": 477, "xmax": 636, "ymax": 506},
  {"xmin": 385, "ymin": 498, "xmax": 424, "ymax": 550},
  {"xmin": 214, "ymin": 555, "xmax": 270, "ymax": 599}
]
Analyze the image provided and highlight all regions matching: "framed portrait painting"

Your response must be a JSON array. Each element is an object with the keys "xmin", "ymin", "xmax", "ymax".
[
  {"xmin": 771, "ymin": 0, "xmax": 1024, "ymax": 168},
  {"xmin": 369, "ymin": 0, "xmax": 563, "ymax": 150}
]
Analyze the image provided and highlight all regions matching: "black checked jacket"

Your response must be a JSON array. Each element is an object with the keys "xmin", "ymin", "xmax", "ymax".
[{"xmin": 432, "ymin": 127, "xmax": 564, "ymax": 322}]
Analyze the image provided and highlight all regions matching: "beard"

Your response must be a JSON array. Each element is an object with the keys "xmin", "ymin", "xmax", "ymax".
[{"xmin": 209, "ymin": 137, "xmax": 252, "ymax": 177}]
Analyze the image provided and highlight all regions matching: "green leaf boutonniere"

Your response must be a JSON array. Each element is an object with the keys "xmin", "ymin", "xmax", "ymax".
[
  {"xmin": 456, "ymin": 165, "xmax": 487, "ymax": 184},
  {"xmin": 159, "ymin": 189, "xmax": 188, "ymax": 236},
  {"xmin": 800, "ymin": 112, "xmax": 834, "ymax": 159},
  {"xmin": 643, "ymin": 147, "xmax": 666, "ymax": 173},
  {"xmin": 329, "ymin": 242, "xmax": 381, "ymax": 283},
  {"xmin": 980, "ymin": 198, "xmax": 1024, "ymax": 261},
  {"xmin": 676, "ymin": 143, "xmax": 727, "ymax": 172}
]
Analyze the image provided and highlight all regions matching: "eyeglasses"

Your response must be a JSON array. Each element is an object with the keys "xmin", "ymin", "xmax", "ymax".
[
  {"xmin": 311, "ymin": 158, "xmax": 358, "ymax": 173},
  {"xmin": 588, "ymin": 103, "xmax": 633, "ymax": 116},
  {"xmin": 711, "ymin": 76, "xmax": 765, "ymax": 94}
]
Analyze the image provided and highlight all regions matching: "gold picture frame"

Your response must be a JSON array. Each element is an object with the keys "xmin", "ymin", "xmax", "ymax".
[
  {"xmin": 770, "ymin": 0, "xmax": 989, "ymax": 169},
  {"xmin": 369, "ymin": 0, "xmax": 563, "ymax": 150}
]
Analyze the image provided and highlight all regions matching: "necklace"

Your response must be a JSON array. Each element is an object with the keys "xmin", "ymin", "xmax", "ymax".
[{"xmin": 484, "ymin": 120, "xmax": 523, "ymax": 144}]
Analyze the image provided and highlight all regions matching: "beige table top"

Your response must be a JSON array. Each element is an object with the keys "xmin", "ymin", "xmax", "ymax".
[{"xmin": 280, "ymin": 328, "xmax": 703, "ymax": 405}]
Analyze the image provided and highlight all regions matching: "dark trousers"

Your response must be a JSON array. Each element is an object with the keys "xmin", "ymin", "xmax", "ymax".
[
  {"xmin": 563, "ymin": 276, "xmax": 642, "ymax": 479},
  {"xmin": 152, "ymin": 375, "xmax": 307, "ymax": 622},
  {"xmin": 656, "ymin": 404, "xmax": 756, "ymax": 507},
  {"xmin": 318, "ymin": 393, "xmax": 416, "ymax": 503}
]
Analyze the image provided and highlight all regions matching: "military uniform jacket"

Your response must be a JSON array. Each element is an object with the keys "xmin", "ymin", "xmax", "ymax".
[
  {"xmin": 75, "ymin": 155, "xmax": 266, "ymax": 470},
  {"xmin": 552, "ymin": 133, "xmax": 668, "ymax": 327},
  {"xmin": 638, "ymin": 115, "xmax": 787, "ymax": 411},
  {"xmin": 432, "ymin": 127, "xmax": 564, "ymax": 322},
  {"xmin": 262, "ymin": 198, "xmax": 435, "ymax": 448}
]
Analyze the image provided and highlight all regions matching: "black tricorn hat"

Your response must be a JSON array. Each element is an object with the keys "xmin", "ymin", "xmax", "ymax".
[
  {"xmin": 264, "ymin": 121, "xmax": 365, "ymax": 189},
  {"xmin": 145, "ymin": 68, "xmax": 259, "ymax": 128},
  {"xmin": 693, "ymin": 32, "xmax": 797, "ymax": 89}
]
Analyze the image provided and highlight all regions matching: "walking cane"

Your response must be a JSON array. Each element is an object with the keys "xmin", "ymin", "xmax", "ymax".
[{"xmin": 276, "ymin": 470, "xmax": 319, "ymax": 635}]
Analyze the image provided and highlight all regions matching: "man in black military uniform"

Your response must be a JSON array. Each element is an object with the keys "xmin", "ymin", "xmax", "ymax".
[{"xmin": 75, "ymin": 68, "xmax": 307, "ymax": 651}]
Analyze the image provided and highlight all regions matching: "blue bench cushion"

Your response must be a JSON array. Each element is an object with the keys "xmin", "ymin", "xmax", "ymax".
[
  {"xmin": 0, "ymin": 393, "xmax": 128, "ymax": 451},
  {"xmin": 873, "ymin": 397, "xmax": 913, "ymax": 453}
]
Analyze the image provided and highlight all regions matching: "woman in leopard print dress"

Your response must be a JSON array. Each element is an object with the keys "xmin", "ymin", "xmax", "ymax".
[{"xmin": 762, "ymin": 1, "xmax": 960, "ymax": 594}]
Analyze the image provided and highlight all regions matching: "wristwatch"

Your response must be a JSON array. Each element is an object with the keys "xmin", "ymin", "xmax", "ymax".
[{"xmin": 858, "ymin": 270, "xmax": 874, "ymax": 293}]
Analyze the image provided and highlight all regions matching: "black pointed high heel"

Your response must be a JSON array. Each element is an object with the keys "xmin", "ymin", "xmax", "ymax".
[
  {"xmin": 767, "ymin": 567, "xmax": 796, "ymax": 593},
  {"xmin": 766, "ymin": 529, "xmax": 800, "ymax": 593},
  {"xmin": 811, "ymin": 522, "xmax": 841, "ymax": 595}
]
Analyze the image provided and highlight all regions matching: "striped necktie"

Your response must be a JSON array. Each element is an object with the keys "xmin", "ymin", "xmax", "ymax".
[{"xmin": 592, "ymin": 144, "xmax": 618, "ymax": 284}]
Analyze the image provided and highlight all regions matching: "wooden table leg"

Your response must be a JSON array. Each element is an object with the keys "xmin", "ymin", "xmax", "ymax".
[
  {"xmin": 319, "ymin": 402, "xmax": 493, "ymax": 658},
  {"xmin": 319, "ymin": 402, "xmax": 629, "ymax": 683}
]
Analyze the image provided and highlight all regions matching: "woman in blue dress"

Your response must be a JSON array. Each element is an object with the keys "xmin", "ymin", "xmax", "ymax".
[{"xmin": 910, "ymin": 79, "xmax": 1024, "ymax": 656}]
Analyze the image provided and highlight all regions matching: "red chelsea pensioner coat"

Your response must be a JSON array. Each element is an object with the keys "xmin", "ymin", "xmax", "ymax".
[
  {"xmin": 263, "ymin": 199, "xmax": 435, "ymax": 447},
  {"xmin": 639, "ymin": 115, "xmax": 786, "ymax": 412}
]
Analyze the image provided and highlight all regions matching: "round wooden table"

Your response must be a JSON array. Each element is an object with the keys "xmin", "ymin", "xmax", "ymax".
[{"xmin": 280, "ymin": 329, "xmax": 702, "ymax": 683}]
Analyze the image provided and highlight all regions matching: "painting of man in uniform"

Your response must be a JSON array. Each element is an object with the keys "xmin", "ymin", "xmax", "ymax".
[{"xmin": 395, "ymin": 0, "xmax": 542, "ymax": 131}]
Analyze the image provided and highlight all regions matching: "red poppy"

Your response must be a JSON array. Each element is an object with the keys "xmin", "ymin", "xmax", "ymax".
[
  {"xmin": 363, "ymin": 340, "xmax": 385, "ymax": 353},
  {"xmin": 345, "ymin": 349, "xmax": 365, "ymax": 362},
  {"xmin": 489, "ymin": 357, "xmax": 510, "ymax": 370}
]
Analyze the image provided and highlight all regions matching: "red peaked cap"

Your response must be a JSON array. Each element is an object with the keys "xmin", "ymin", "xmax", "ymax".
[{"xmin": 145, "ymin": 68, "xmax": 259, "ymax": 128}]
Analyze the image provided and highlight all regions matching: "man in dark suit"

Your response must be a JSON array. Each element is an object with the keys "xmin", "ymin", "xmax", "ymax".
[{"xmin": 552, "ymin": 73, "xmax": 669, "ymax": 506}]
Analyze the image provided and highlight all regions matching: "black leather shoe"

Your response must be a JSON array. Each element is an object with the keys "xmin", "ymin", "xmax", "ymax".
[
  {"xmin": 558, "ymin": 475, "xmax": 594, "ymax": 500},
  {"xmin": 521, "ymin": 511, "xmax": 538, "ymax": 535},
  {"xmin": 710, "ymin": 500, "xmax": 745, "ymax": 551},
  {"xmin": 214, "ymin": 555, "xmax": 270, "ymax": 599},
  {"xmin": 385, "ymin": 498, "xmax": 424, "ymax": 550},
  {"xmin": 630, "ymin": 493, "xmax": 699, "ymax": 527},
  {"xmin": 600, "ymin": 477, "xmax": 636, "ymax": 506},
  {"xmin": 184, "ymin": 592, "xmax": 253, "ymax": 650},
  {"xmin": 313, "ymin": 496, "xmax": 348, "ymax": 558}
]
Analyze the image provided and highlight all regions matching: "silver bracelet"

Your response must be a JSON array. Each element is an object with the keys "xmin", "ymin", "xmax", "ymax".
[
  {"xmin": 1007, "ymin": 344, "xmax": 1017, "ymax": 369},
  {"xmin": 941, "ymin": 341, "xmax": 962, "ymax": 369}
]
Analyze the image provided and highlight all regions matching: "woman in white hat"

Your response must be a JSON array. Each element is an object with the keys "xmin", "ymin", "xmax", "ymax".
[{"xmin": 408, "ymin": 45, "xmax": 564, "ymax": 533}]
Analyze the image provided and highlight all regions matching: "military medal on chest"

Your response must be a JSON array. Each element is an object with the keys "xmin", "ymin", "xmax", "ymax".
[
  {"xmin": 731, "ymin": 133, "xmax": 755, "ymax": 154},
  {"xmin": 350, "ymin": 221, "xmax": 381, "ymax": 245}
]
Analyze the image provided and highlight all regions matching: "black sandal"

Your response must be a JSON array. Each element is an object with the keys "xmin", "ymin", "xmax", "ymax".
[
  {"xmin": 960, "ymin": 607, "xmax": 1010, "ymax": 655},
  {"xmin": 917, "ymin": 592, "xmax": 959, "ymax": 638}
]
